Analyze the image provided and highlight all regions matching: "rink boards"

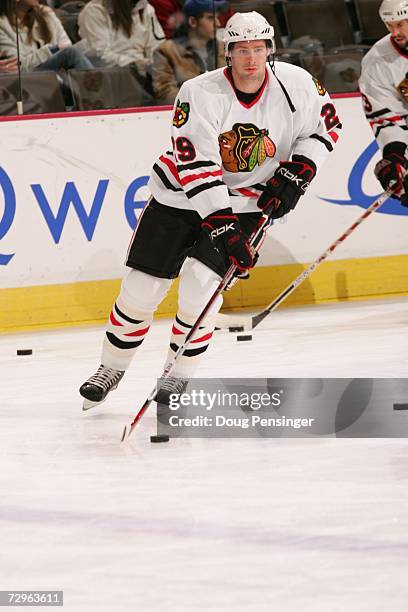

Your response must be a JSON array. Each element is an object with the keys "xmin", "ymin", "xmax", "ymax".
[{"xmin": 1, "ymin": 95, "xmax": 408, "ymax": 331}]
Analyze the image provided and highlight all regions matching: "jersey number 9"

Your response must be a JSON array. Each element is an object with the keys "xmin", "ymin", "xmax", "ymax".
[{"xmin": 173, "ymin": 137, "xmax": 196, "ymax": 162}]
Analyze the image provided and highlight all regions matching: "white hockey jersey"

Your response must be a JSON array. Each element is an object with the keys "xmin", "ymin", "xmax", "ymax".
[
  {"xmin": 148, "ymin": 62, "xmax": 341, "ymax": 218},
  {"xmin": 359, "ymin": 34, "xmax": 408, "ymax": 151}
]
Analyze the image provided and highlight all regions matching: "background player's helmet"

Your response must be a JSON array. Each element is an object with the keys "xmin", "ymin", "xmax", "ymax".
[
  {"xmin": 222, "ymin": 11, "xmax": 276, "ymax": 57},
  {"xmin": 379, "ymin": 0, "xmax": 408, "ymax": 22}
]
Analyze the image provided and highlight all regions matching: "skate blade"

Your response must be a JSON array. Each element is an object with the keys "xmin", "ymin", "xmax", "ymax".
[
  {"xmin": 121, "ymin": 424, "xmax": 131, "ymax": 442},
  {"xmin": 81, "ymin": 381, "xmax": 120, "ymax": 411},
  {"xmin": 82, "ymin": 397, "xmax": 107, "ymax": 411}
]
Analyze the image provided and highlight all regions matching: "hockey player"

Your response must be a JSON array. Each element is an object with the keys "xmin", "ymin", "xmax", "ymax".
[
  {"xmin": 359, "ymin": 0, "xmax": 408, "ymax": 205},
  {"xmin": 79, "ymin": 11, "xmax": 341, "ymax": 409}
]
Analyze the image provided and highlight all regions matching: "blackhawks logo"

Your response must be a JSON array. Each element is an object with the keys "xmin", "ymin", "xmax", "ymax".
[
  {"xmin": 218, "ymin": 123, "xmax": 276, "ymax": 173},
  {"xmin": 312, "ymin": 76, "xmax": 326, "ymax": 96},
  {"xmin": 172, "ymin": 100, "xmax": 190, "ymax": 128}
]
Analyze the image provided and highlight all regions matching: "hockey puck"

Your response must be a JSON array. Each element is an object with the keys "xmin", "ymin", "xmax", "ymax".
[
  {"xmin": 150, "ymin": 435, "xmax": 170, "ymax": 443},
  {"xmin": 393, "ymin": 403, "xmax": 408, "ymax": 410},
  {"xmin": 17, "ymin": 349, "xmax": 32, "ymax": 356},
  {"xmin": 237, "ymin": 335, "xmax": 252, "ymax": 341},
  {"xmin": 228, "ymin": 326, "xmax": 245, "ymax": 333}
]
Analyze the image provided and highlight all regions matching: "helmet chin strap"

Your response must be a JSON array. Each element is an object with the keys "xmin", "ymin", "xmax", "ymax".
[{"xmin": 268, "ymin": 54, "xmax": 296, "ymax": 113}]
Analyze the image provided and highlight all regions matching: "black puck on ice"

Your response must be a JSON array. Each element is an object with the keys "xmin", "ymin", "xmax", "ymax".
[
  {"xmin": 150, "ymin": 435, "xmax": 170, "ymax": 443},
  {"xmin": 393, "ymin": 403, "xmax": 408, "ymax": 410},
  {"xmin": 229, "ymin": 326, "xmax": 245, "ymax": 332},
  {"xmin": 17, "ymin": 349, "xmax": 32, "ymax": 356},
  {"xmin": 237, "ymin": 335, "xmax": 252, "ymax": 341}
]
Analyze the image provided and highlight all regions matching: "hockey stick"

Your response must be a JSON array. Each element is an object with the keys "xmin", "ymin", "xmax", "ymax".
[
  {"xmin": 13, "ymin": 0, "xmax": 24, "ymax": 115},
  {"xmin": 216, "ymin": 187, "xmax": 395, "ymax": 332},
  {"xmin": 121, "ymin": 211, "xmax": 272, "ymax": 441}
]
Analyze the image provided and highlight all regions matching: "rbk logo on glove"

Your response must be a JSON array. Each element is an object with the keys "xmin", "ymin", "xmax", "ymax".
[
  {"xmin": 210, "ymin": 222, "xmax": 236, "ymax": 239},
  {"xmin": 257, "ymin": 154, "xmax": 317, "ymax": 219},
  {"xmin": 275, "ymin": 165, "xmax": 313, "ymax": 191}
]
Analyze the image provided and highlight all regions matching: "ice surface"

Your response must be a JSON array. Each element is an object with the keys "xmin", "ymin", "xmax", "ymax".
[{"xmin": 1, "ymin": 298, "xmax": 408, "ymax": 611}]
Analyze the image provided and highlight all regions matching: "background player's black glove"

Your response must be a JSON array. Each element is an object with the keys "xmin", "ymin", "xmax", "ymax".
[
  {"xmin": 257, "ymin": 155, "xmax": 317, "ymax": 219},
  {"xmin": 202, "ymin": 208, "xmax": 254, "ymax": 271},
  {"xmin": 374, "ymin": 141, "xmax": 408, "ymax": 206}
]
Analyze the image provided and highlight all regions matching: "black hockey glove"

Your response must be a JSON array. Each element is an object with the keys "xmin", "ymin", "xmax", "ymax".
[
  {"xmin": 257, "ymin": 155, "xmax": 317, "ymax": 219},
  {"xmin": 374, "ymin": 141, "xmax": 408, "ymax": 206},
  {"xmin": 202, "ymin": 208, "xmax": 254, "ymax": 271}
]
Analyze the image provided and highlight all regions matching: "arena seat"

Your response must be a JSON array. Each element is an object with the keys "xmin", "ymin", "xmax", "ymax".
[
  {"xmin": 55, "ymin": 2, "xmax": 85, "ymax": 44},
  {"xmin": 283, "ymin": 0, "xmax": 356, "ymax": 48},
  {"xmin": 0, "ymin": 71, "xmax": 66, "ymax": 115},
  {"xmin": 68, "ymin": 67, "xmax": 144, "ymax": 111},
  {"xmin": 354, "ymin": 0, "xmax": 387, "ymax": 43}
]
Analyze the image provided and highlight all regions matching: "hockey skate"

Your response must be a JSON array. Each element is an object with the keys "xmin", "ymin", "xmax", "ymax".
[
  {"xmin": 155, "ymin": 376, "xmax": 189, "ymax": 438},
  {"xmin": 80, "ymin": 365, "xmax": 124, "ymax": 411},
  {"xmin": 155, "ymin": 376, "xmax": 188, "ymax": 406}
]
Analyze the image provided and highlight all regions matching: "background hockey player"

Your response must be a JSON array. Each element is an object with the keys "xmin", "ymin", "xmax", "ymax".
[
  {"xmin": 359, "ymin": 0, "xmax": 408, "ymax": 205},
  {"xmin": 79, "ymin": 11, "xmax": 342, "ymax": 410}
]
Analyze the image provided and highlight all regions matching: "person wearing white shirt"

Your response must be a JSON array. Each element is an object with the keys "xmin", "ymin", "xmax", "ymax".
[
  {"xmin": 0, "ymin": 0, "xmax": 92, "ymax": 72},
  {"xmin": 78, "ymin": 0, "xmax": 165, "ymax": 80}
]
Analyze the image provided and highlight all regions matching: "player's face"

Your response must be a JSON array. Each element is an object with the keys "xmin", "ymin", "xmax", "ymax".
[
  {"xmin": 230, "ymin": 40, "xmax": 269, "ymax": 85},
  {"xmin": 386, "ymin": 19, "xmax": 408, "ymax": 47}
]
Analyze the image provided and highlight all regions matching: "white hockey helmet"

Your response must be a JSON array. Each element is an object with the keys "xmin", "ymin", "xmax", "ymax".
[
  {"xmin": 379, "ymin": 0, "xmax": 408, "ymax": 22},
  {"xmin": 222, "ymin": 11, "xmax": 276, "ymax": 57}
]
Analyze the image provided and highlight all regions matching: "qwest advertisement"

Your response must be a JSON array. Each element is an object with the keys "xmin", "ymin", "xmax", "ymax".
[{"xmin": 1, "ymin": 98, "xmax": 407, "ymax": 290}]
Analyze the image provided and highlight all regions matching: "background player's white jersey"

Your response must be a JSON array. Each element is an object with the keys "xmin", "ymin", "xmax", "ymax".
[
  {"xmin": 359, "ymin": 34, "xmax": 408, "ymax": 151},
  {"xmin": 148, "ymin": 63, "xmax": 341, "ymax": 218}
]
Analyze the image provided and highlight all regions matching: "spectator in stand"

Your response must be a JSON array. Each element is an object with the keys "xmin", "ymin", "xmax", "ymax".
[
  {"xmin": 0, "ymin": 0, "xmax": 92, "ymax": 72},
  {"xmin": 149, "ymin": 0, "xmax": 183, "ymax": 39},
  {"xmin": 78, "ymin": 0, "xmax": 165, "ymax": 95},
  {"xmin": 152, "ymin": 0, "xmax": 226, "ymax": 105}
]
